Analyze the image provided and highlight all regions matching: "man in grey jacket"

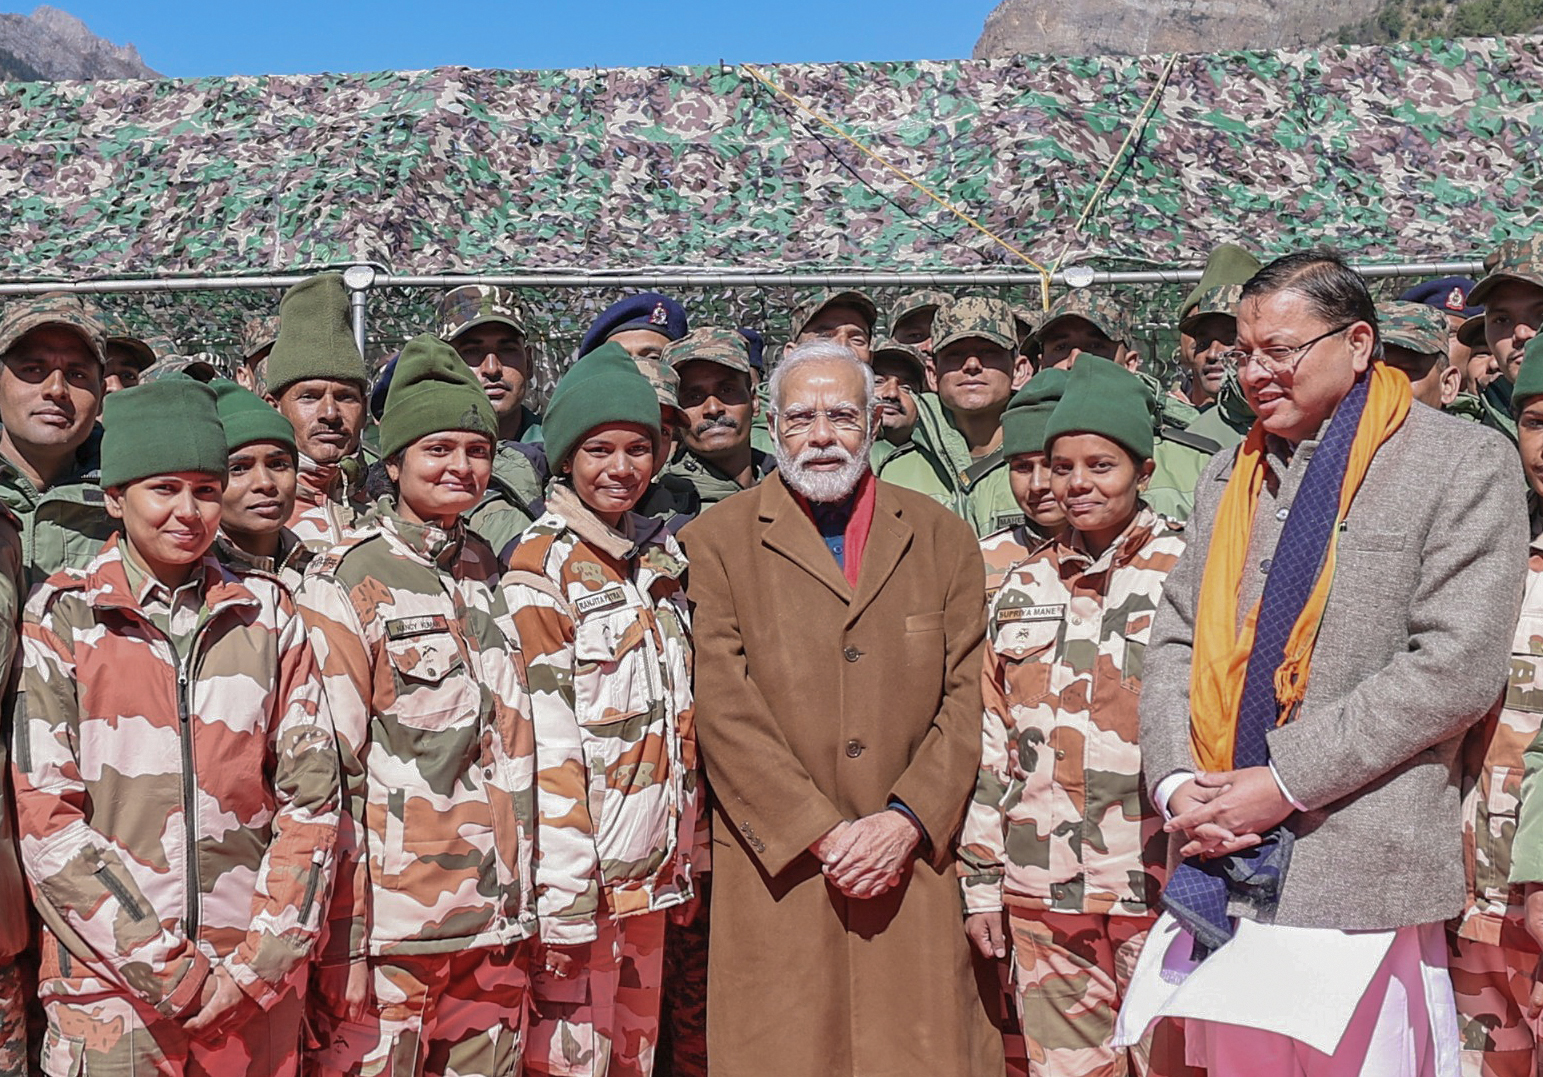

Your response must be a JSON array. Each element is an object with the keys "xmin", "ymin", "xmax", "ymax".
[{"xmin": 1118, "ymin": 250, "xmax": 1529, "ymax": 1076}]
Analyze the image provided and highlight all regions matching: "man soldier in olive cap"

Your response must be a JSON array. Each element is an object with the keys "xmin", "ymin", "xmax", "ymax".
[
  {"xmin": 1466, "ymin": 235, "xmax": 1543, "ymax": 443},
  {"xmin": 869, "ymin": 338, "xmax": 928, "ymax": 466},
  {"xmin": 438, "ymin": 284, "xmax": 544, "ymax": 446},
  {"xmin": 791, "ymin": 290, "xmax": 878, "ymax": 363},
  {"xmin": 1179, "ymin": 285, "xmax": 1253, "ymax": 452},
  {"xmin": 1029, "ymin": 290, "xmax": 1219, "ymax": 521},
  {"xmin": 1377, "ymin": 302, "xmax": 1461, "ymax": 410},
  {"xmin": 234, "ymin": 314, "xmax": 280, "ymax": 395},
  {"xmin": 96, "ymin": 311, "xmax": 157, "ymax": 394},
  {"xmin": 877, "ymin": 296, "xmax": 1027, "ymax": 537},
  {"xmin": 888, "ymin": 291, "xmax": 952, "ymax": 353},
  {"xmin": 662, "ymin": 327, "xmax": 776, "ymax": 509},
  {"xmin": 263, "ymin": 272, "xmax": 373, "ymax": 550},
  {"xmin": 0, "ymin": 293, "xmax": 120, "ymax": 588},
  {"xmin": 1173, "ymin": 244, "xmax": 1261, "ymax": 414}
]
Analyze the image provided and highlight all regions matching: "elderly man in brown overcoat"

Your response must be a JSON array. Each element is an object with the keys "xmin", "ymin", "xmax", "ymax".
[{"xmin": 680, "ymin": 340, "xmax": 1002, "ymax": 1077}]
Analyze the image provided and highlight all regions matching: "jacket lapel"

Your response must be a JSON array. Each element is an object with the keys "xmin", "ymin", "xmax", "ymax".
[
  {"xmin": 845, "ymin": 482, "xmax": 912, "ymax": 626},
  {"xmin": 759, "ymin": 475, "xmax": 852, "ymax": 603}
]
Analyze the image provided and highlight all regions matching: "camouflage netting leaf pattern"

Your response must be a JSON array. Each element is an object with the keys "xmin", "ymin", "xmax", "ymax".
[{"xmin": 0, "ymin": 36, "xmax": 1539, "ymax": 388}]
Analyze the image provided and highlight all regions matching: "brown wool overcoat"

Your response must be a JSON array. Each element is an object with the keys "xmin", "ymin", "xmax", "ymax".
[{"xmin": 680, "ymin": 475, "xmax": 1003, "ymax": 1077}]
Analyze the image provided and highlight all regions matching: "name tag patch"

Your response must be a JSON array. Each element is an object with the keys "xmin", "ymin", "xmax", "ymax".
[
  {"xmin": 575, "ymin": 586, "xmax": 628, "ymax": 616},
  {"xmin": 386, "ymin": 614, "xmax": 450, "ymax": 639},
  {"xmin": 995, "ymin": 603, "xmax": 1065, "ymax": 624}
]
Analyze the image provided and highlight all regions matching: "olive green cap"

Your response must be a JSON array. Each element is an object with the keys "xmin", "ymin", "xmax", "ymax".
[
  {"xmin": 870, "ymin": 337, "xmax": 928, "ymax": 382},
  {"xmin": 379, "ymin": 333, "xmax": 497, "ymax": 459},
  {"xmin": 0, "ymin": 292, "xmax": 106, "ymax": 364},
  {"xmin": 543, "ymin": 342, "xmax": 662, "ymax": 468},
  {"xmin": 1001, "ymin": 368, "xmax": 1069, "ymax": 458},
  {"xmin": 1180, "ymin": 244, "xmax": 1262, "ymax": 319},
  {"xmin": 1457, "ymin": 313, "xmax": 1488, "ymax": 347},
  {"xmin": 1511, "ymin": 335, "xmax": 1543, "ymax": 413},
  {"xmin": 265, "ymin": 273, "xmax": 368, "ymax": 396},
  {"xmin": 886, "ymin": 290, "xmax": 952, "ymax": 333},
  {"xmin": 101, "ymin": 380, "xmax": 228, "ymax": 488},
  {"xmin": 210, "ymin": 377, "xmax": 296, "ymax": 453},
  {"xmin": 1030, "ymin": 290, "xmax": 1133, "ymax": 350},
  {"xmin": 1044, "ymin": 354, "xmax": 1155, "ymax": 461}
]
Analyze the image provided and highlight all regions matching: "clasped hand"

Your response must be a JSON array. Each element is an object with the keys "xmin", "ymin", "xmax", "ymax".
[
  {"xmin": 810, "ymin": 812, "xmax": 921, "ymax": 900},
  {"xmin": 1164, "ymin": 767, "xmax": 1293, "ymax": 860}
]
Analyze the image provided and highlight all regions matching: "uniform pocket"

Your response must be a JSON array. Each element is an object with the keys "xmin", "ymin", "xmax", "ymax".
[
  {"xmin": 573, "ymin": 610, "xmax": 653, "ymax": 727},
  {"xmin": 1121, "ymin": 614, "xmax": 1153, "ymax": 694},
  {"xmin": 992, "ymin": 619, "xmax": 1061, "ymax": 706},
  {"xmin": 384, "ymin": 630, "xmax": 476, "ymax": 732}
]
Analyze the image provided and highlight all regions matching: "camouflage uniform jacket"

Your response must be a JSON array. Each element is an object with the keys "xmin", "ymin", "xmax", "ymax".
[
  {"xmin": 214, "ymin": 528, "xmax": 314, "ymax": 593},
  {"xmin": 0, "ymin": 437, "xmax": 118, "ymax": 591},
  {"xmin": 13, "ymin": 535, "xmax": 341, "ymax": 1015},
  {"xmin": 660, "ymin": 447, "xmax": 776, "ymax": 509},
  {"xmin": 876, "ymin": 393, "xmax": 1020, "ymax": 538},
  {"xmin": 979, "ymin": 521, "xmax": 1052, "ymax": 605},
  {"xmin": 499, "ymin": 484, "xmax": 703, "ymax": 945},
  {"xmin": 467, "ymin": 439, "xmax": 548, "ymax": 560},
  {"xmin": 0, "ymin": 509, "xmax": 30, "ymax": 960},
  {"xmin": 959, "ymin": 507, "xmax": 1184, "ymax": 918},
  {"xmin": 1464, "ymin": 514, "xmax": 1543, "ymax": 949},
  {"xmin": 287, "ymin": 452, "xmax": 370, "ymax": 551},
  {"xmin": 295, "ymin": 507, "xmax": 537, "ymax": 961}
]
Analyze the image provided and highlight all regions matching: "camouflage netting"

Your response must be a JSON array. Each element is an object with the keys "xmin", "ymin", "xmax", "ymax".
[{"xmin": 1, "ymin": 33, "xmax": 1540, "ymax": 387}]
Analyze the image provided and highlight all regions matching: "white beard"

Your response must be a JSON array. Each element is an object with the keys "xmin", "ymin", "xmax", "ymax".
[{"xmin": 774, "ymin": 432, "xmax": 874, "ymax": 503}]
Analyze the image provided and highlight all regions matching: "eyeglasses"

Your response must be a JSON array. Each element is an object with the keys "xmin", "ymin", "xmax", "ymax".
[
  {"xmin": 776, "ymin": 405, "xmax": 868, "ymax": 436},
  {"xmin": 1220, "ymin": 323, "xmax": 1358, "ymax": 375}
]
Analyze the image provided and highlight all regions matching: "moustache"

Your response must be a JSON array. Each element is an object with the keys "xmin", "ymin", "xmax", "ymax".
[{"xmin": 692, "ymin": 415, "xmax": 741, "ymax": 436}]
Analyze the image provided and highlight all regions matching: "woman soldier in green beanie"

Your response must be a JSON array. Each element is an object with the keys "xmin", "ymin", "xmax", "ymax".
[
  {"xmin": 210, "ymin": 378, "xmax": 313, "ymax": 590},
  {"xmin": 959, "ymin": 355, "xmax": 1191, "ymax": 1077},
  {"xmin": 499, "ymin": 342, "xmax": 703, "ymax": 1077},
  {"xmin": 11, "ymin": 379, "xmax": 341, "ymax": 1077},
  {"xmin": 292, "ymin": 335, "xmax": 539, "ymax": 1077},
  {"xmin": 980, "ymin": 367, "xmax": 1070, "ymax": 602}
]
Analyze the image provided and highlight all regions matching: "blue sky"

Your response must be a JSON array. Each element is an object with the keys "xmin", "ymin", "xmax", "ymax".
[{"xmin": 56, "ymin": 2, "xmax": 997, "ymax": 78}]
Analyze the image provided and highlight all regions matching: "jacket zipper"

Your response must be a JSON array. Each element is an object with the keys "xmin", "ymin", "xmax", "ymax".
[{"xmin": 176, "ymin": 662, "xmax": 200, "ymax": 938}]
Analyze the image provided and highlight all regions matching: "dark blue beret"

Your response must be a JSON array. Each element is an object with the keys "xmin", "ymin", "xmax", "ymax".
[
  {"xmin": 578, "ymin": 293, "xmax": 689, "ymax": 357},
  {"xmin": 737, "ymin": 327, "xmax": 764, "ymax": 371},
  {"xmin": 1397, "ymin": 276, "xmax": 1482, "ymax": 318}
]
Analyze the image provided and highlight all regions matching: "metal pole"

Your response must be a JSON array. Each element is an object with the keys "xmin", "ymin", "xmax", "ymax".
[
  {"xmin": 342, "ymin": 265, "xmax": 376, "ymax": 359},
  {"xmin": 0, "ymin": 260, "xmax": 1489, "ymax": 296}
]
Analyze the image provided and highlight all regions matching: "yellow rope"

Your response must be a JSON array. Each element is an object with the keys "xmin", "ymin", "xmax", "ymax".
[
  {"xmin": 1048, "ymin": 52, "xmax": 1181, "ymax": 283},
  {"xmin": 740, "ymin": 62, "xmax": 1052, "ymax": 310}
]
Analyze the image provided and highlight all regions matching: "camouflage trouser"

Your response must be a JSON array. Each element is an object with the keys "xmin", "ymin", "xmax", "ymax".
[
  {"xmin": 527, "ymin": 909, "xmax": 667, "ymax": 1077},
  {"xmin": 0, "ymin": 957, "xmax": 25, "ymax": 1077},
  {"xmin": 40, "ymin": 982, "xmax": 303, "ymax": 1077},
  {"xmin": 1448, "ymin": 932, "xmax": 1542, "ymax": 1077},
  {"xmin": 1007, "ymin": 909, "xmax": 1191, "ymax": 1077},
  {"xmin": 307, "ymin": 946, "xmax": 530, "ymax": 1077},
  {"xmin": 657, "ymin": 898, "xmax": 707, "ymax": 1077}
]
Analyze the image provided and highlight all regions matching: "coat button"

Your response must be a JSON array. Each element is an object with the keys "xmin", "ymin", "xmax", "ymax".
[
  {"xmin": 843, "ymin": 646, "xmax": 862, "ymax": 662},
  {"xmin": 1260, "ymin": 558, "xmax": 1272, "ymax": 574},
  {"xmin": 846, "ymin": 740, "xmax": 864, "ymax": 758}
]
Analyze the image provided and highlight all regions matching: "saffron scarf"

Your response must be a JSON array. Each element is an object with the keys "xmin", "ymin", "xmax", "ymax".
[{"xmin": 1187, "ymin": 362, "xmax": 1410, "ymax": 772}]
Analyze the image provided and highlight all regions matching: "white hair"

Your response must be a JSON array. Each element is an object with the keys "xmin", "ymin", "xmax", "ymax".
[
  {"xmin": 767, "ymin": 340, "xmax": 877, "ymax": 503},
  {"xmin": 766, "ymin": 340, "xmax": 876, "ymax": 417}
]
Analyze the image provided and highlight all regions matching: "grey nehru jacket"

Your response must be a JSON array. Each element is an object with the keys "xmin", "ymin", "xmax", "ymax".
[{"xmin": 1141, "ymin": 401, "xmax": 1529, "ymax": 930}]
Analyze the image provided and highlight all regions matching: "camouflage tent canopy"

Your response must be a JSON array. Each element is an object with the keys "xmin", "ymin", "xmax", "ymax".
[{"xmin": 1, "ymin": 33, "xmax": 1539, "ymax": 390}]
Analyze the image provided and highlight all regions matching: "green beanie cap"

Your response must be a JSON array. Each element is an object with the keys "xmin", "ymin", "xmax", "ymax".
[
  {"xmin": 1044, "ymin": 355, "xmax": 1156, "ymax": 462},
  {"xmin": 101, "ymin": 380, "xmax": 228, "ymax": 488},
  {"xmin": 264, "ymin": 273, "xmax": 368, "ymax": 396},
  {"xmin": 1180, "ymin": 244, "xmax": 1262, "ymax": 320},
  {"xmin": 1001, "ymin": 368, "xmax": 1069, "ymax": 457},
  {"xmin": 1512, "ymin": 336, "xmax": 1543, "ymax": 414},
  {"xmin": 210, "ymin": 378, "xmax": 296, "ymax": 454},
  {"xmin": 543, "ymin": 341, "xmax": 662, "ymax": 468},
  {"xmin": 380, "ymin": 333, "xmax": 498, "ymax": 459}
]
